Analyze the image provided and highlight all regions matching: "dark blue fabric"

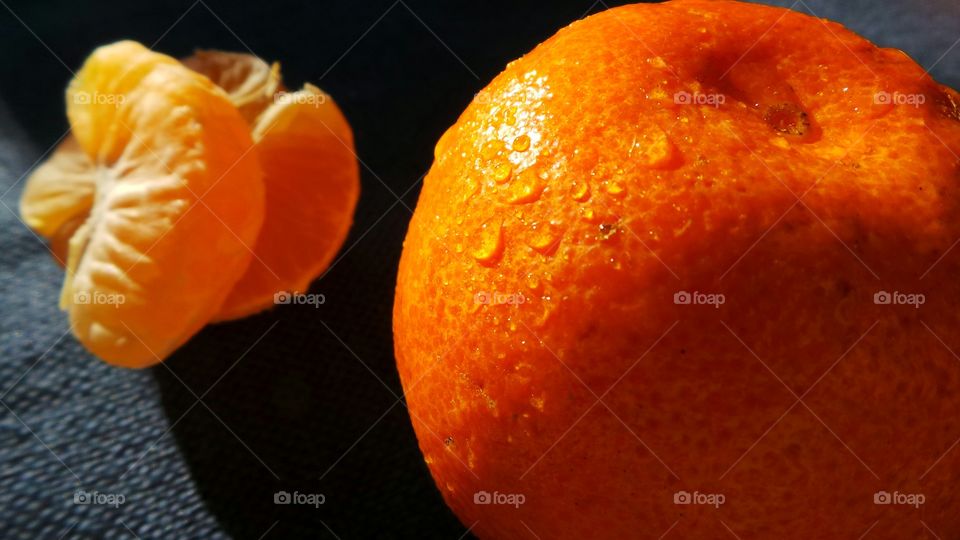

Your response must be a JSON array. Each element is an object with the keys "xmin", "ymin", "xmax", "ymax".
[
  {"xmin": 0, "ymin": 0, "xmax": 957, "ymax": 539},
  {"xmin": 0, "ymin": 99, "xmax": 228, "ymax": 538}
]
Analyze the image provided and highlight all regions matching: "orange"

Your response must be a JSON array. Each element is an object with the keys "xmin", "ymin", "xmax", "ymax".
[
  {"xmin": 21, "ymin": 41, "xmax": 264, "ymax": 367},
  {"xmin": 21, "ymin": 44, "xmax": 359, "ymax": 365},
  {"xmin": 394, "ymin": 1, "xmax": 960, "ymax": 538}
]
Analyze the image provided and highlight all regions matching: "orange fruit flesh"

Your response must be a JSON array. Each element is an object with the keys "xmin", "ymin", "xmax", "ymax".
[{"xmin": 394, "ymin": 1, "xmax": 960, "ymax": 538}]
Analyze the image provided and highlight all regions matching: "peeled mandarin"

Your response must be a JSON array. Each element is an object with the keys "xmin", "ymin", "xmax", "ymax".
[{"xmin": 21, "ymin": 43, "xmax": 360, "ymax": 364}]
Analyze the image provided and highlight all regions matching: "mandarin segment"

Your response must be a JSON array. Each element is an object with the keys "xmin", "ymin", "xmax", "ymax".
[
  {"xmin": 214, "ymin": 84, "xmax": 359, "ymax": 320},
  {"xmin": 66, "ymin": 41, "xmax": 179, "ymax": 160},
  {"xmin": 19, "ymin": 136, "xmax": 95, "ymax": 241},
  {"xmin": 68, "ymin": 61, "xmax": 264, "ymax": 367},
  {"xmin": 182, "ymin": 50, "xmax": 282, "ymax": 123}
]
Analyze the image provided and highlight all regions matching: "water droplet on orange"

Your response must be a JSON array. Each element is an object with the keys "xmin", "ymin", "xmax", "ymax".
[
  {"xmin": 637, "ymin": 127, "xmax": 679, "ymax": 169},
  {"xmin": 435, "ymin": 126, "xmax": 456, "ymax": 159},
  {"xmin": 525, "ymin": 272, "xmax": 541, "ymax": 291},
  {"xmin": 504, "ymin": 107, "xmax": 517, "ymax": 126},
  {"xmin": 764, "ymin": 103, "xmax": 810, "ymax": 136},
  {"xmin": 481, "ymin": 140, "xmax": 504, "ymax": 160},
  {"xmin": 570, "ymin": 180, "xmax": 590, "ymax": 202},
  {"xmin": 605, "ymin": 180, "xmax": 625, "ymax": 196},
  {"xmin": 505, "ymin": 172, "xmax": 545, "ymax": 204},
  {"xmin": 461, "ymin": 177, "xmax": 481, "ymax": 203},
  {"xmin": 648, "ymin": 56, "xmax": 668, "ymax": 69},
  {"xmin": 472, "ymin": 220, "xmax": 505, "ymax": 266},
  {"xmin": 526, "ymin": 222, "xmax": 561, "ymax": 255},
  {"xmin": 512, "ymin": 134, "xmax": 531, "ymax": 152},
  {"xmin": 492, "ymin": 162, "xmax": 512, "ymax": 183},
  {"xmin": 719, "ymin": 57, "xmax": 819, "ymax": 141}
]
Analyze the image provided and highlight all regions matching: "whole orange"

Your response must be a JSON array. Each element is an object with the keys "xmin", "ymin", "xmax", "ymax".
[{"xmin": 394, "ymin": 1, "xmax": 960, "ymax": 538}]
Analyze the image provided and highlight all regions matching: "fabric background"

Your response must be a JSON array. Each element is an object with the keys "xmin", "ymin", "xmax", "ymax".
[{"xmin": 0, "ymin": 1, "xmax": 957, "ymax": 538}]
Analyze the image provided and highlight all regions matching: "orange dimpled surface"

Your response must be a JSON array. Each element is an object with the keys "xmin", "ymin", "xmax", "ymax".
[{"xmin": 394, "ymin": 1, "xmax": 960, "ymax": 538}]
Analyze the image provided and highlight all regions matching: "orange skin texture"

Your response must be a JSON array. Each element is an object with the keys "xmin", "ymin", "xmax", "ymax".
[{"xmin": 393, "ymin": 1, "xmax": 960, "ymax": 539}]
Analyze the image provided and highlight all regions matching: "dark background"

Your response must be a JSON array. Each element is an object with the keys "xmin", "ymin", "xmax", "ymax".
[{"xmin": 0, "ymin": 1, "xmax": 956, "ymax": 539}]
